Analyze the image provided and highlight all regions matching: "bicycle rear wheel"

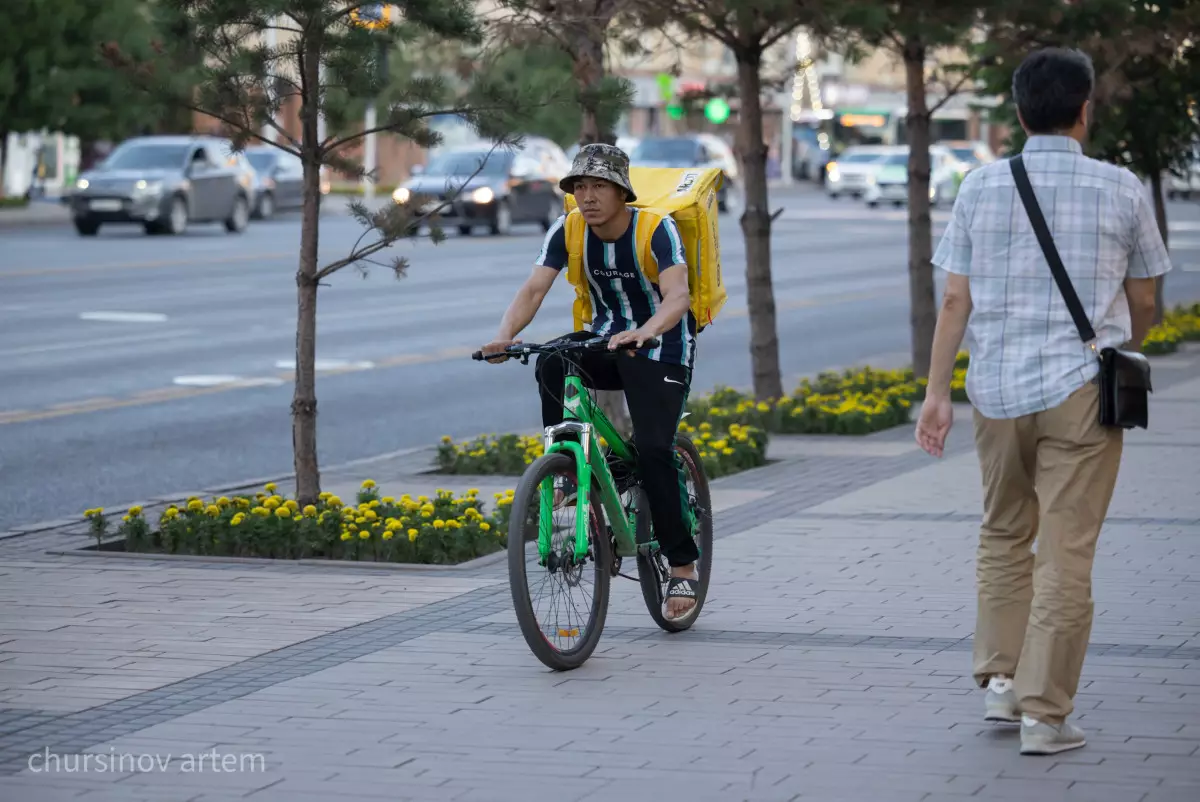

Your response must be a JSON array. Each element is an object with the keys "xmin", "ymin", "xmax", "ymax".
[
  {"xmin": 508, "ymin": 452, "xmax": 611, "ymax": 670},
  {"xmin": 635, "ymin": 434, "xmax": 713, "ymax": 632}
]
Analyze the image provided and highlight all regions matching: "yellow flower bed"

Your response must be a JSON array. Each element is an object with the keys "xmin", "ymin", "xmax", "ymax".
[
  {"xmin": 85, "ymin": 481, "xmax": 513, "ymax": 565},
  {"xmin": 437, "ymin": 433, "xmax": 543, "ymax": 475},
  {"xmin": 1144, "ymin": 303, "xmax": 1200, "ymax": 355},
  {"xmin": 436, "ymin": 421, "xmax": 766, "ymax": 479},
  {"xmin": 687, "ymin": 365, "xmax": 926, "ymax": 436},
  {"xmin": 677, "ymin": 420, "xmax": 768, "ymax": 479}
]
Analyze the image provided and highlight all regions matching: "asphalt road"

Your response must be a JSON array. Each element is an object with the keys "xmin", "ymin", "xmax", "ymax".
[{"xmin": 2, "ymin": 187, "xmax": 1199, "ymax": 531}]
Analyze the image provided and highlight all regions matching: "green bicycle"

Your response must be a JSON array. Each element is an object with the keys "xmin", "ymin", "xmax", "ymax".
[{"xmin": 472, "ymin": 336, "xmax": 714, "ymax": 671}]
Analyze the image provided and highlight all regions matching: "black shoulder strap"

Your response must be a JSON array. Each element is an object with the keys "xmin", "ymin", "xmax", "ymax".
[{"xmin": 1009, "ymin": 154, "xmax": 1097, "ymax": 343}]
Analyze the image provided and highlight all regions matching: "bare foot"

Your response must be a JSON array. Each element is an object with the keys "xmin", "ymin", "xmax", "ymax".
[{"xmin": 665, "ymin": 563, "xmax": 699, "ymax": 620}]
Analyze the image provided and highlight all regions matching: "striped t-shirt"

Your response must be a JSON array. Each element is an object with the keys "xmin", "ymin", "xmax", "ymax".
[{"xmin": 536, "ymin": 208, "xmax": 697, "ymax": 368}]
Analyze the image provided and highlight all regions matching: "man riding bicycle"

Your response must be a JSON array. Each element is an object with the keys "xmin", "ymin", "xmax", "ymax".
[{"xmin": 480, "ymin": 143, "xmax": 701, "ymax": 621}]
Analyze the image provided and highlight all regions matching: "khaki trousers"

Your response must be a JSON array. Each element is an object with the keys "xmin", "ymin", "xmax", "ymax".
[{"xmin": 972, "ymin": 381, "xmax": 1123, "ymax": 724}]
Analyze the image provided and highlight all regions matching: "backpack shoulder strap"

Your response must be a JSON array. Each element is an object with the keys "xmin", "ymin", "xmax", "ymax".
[
  {"xmin": 562, "ymin": 209, "xmax": 590, "ymax": 331},
  {"xmin": 633, "ymin": 208, "xmax": 665, "ymax": 283}
]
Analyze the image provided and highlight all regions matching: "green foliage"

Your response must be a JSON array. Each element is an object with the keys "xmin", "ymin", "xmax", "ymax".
[
  {"xmin": 979, "ymin": 0, "xmax": 1200, "ymax": 183},
  {"xmin": 0, "ymin": 0, "xmax": 175, "ymax": 144}
]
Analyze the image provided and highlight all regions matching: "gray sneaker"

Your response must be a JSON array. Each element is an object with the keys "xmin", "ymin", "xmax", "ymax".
[
  {"xmin": 1020, "ymin": 716, "xmax": 1086, "ymax": 755},
  {"xmin": 984, "ymin": 676, "xmax": 1020, "ymax": 723}
]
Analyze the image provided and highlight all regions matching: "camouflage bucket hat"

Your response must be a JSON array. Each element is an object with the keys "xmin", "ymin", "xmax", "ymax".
[{"xmin": 560, "ymin": 143, "xmax": 637, "ymax": 202}]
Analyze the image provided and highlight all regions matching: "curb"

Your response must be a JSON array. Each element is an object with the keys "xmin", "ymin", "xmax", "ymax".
[{"xmin": 44, "ymin": 541, "xmax": 510, "ymax": 573}]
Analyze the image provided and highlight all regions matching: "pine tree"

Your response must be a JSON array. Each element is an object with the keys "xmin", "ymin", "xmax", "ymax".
[{"xmin": 106, "ymin": 0, "xmax": 553, "ymax": 503}]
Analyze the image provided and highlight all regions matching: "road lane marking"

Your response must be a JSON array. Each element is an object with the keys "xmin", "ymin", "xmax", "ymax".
[
  {"xmin": 1, "ymin": 251, "xmax": 293, "ymax": 279},
  {"xmin": 79, "ymin": 311, "xmax": 169, "ymax": 323},
  {"xmin": 272, "ymin": 358, "xmax": 376, "ymax": 371},
  {"xmin": 173, "ymin": 375, "xmax": 242, "ymax": 387},
  {"xmin": 0, "ymin": 288, "xmax": 893, "ymax": 426},
  {"xmin": 0, "ymin": 329, "xmax": 199, "ymax": 358}
]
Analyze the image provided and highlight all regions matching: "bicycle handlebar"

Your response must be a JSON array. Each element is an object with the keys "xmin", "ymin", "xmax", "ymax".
[{"xmin": 471, "ymin": 335, "xmax": 660, "ymax": 362}]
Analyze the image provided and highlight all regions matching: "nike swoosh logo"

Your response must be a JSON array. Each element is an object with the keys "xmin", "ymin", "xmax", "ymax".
[{"xmin": 664, "ymin": 377, "xmax": 684, "ymax": 385}]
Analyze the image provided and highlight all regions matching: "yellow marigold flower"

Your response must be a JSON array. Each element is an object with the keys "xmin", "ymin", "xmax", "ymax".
[
  {"xmin": 480, "ymin": 522, "xmax": 491, "ymax": 532},
  {"xmin": 265, "ymin": 483, "xmax": 277, "ymax": 493},
  {"xmin": 263, "ymin": 498, "xmax": 280, "ymax": 510},
  {"xmin": 433, "ymin": 519, "xmax": 445, "ymax": 529},
  {"xmin": 441, "ymin": 435, "xmax": 452, "ymax": 443},
  {"xmin": 355, "ymin": 516, "xmax": 366, "ymax": 525},
  {"xmin": 467, "ymin": 488, "xmax": 479, "ymax": 496},
  {"xmin": 275, "ymin": 507, "xmax": 291, "ymax": 519},
  {"xmin": 163, "ymin": 508, "xmax": 179, "ymax": 520},
  {"xmin": 358, "ymin": 530, "xmax": 370, "ymax": 540},
  {"xmin": 284, "ymin": 499, "xmax": 298, "ymax": 512},
  {"xmin": 252, "ymin": 506, "xmax": 269, "ymax": 517},
  {"xmin": 319, "ymin": 491, "xmax": 331, "ymax": 500},
  {"xmin": 382, "ymin": 496, "xmax": 394, "ymax": 504},
  {"xmin": 230, "ymin": 513, "xmax": 245, "ymax": 526},
  {"xmin": 187, "ymin": 499, "xmax": 203, "ymax": 511},
  {"xmin": 498, "ymin": 497, "xmax": 512, "ymax": 507},
  {"xmin": 505, "ymin": 489, "xmax": 514, "ymax": 497},
  {"xmin": 417, "ymin": 495, "xmax": 429, "ymax": 503},
  {"xmin": 364, "ymin": 510, "xmax": 378, "ymax": 522},
  {"xmin": 328, "ymin": 496, "xmax": 343, "ymax": 508},
  {"xmin": 128, "ymin": 505, "xmax": 143, "ymax": 516},
  {"xmin": 383, "ymin": 530, "xmax": 394, "ymax": 540},
  {"xmin": 340, "ymin": 531, "xmax": 351, "ymax": 541},
  {"xmin": 235, "ymin": 498, "xmax": 250, "ymax": 508},
  {"xmin": 302, "ymin": 505, "xmax": 317, "ymax": 517},
  {"xmin": 206, "ymin": 504, "xmax": 220, "ymax": 517},
  {"xmin": 369, "ymin": 500, "xmax": 380, "ymax": 509},
  {"xmin": 122, "ymin": 515, "xmax": 131, "ymax": 523},
  {"xmin": 421, "ymin": 511, "xmax": 431, "ymax": 518},
  {"xmin": 361, "ymin": 479, "xmax": 376, "ymax": 490},
  {"xmin": 447, "ymin": 520, "xmax": 461, "ymax": 530},
  {"xmin": 217, "ymin": 497, "xmax": 231, "ymax": 507},
  {"xmin": 723, "ymin": 448, "xmax": 734, "ymax": 456},
  {"xmin": 408, "ymin": 528, "xmax": 418, "ymax": 541}
]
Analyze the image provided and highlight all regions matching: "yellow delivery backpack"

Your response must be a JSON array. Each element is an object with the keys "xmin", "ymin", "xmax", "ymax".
[{"xmin": 562, "ymin": 166, "xmax": 727, "ymax": 333}]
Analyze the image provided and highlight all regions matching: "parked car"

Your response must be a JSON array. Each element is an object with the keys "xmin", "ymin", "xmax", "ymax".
[
  {"xmin": 824, "ymin": 146, "xmax": 890, "ymax": 199},
  {"xmin": 863, "ymin": 145, "xmax": 968, "ymax": 208},
  {"xmin": 630, "ymin": 135, "xmax": 736, "ymax": 211},
  {"xmin": 392, "ymin": 142, "xmax": 565, "ymax": 236},
  {"xmin": 69, "ymin": 135, "xmax": 253, "ymax": 236},
  {"xmin": 241, "ymin": 146, "xmax": 306, "ymax": 219},
  {"xmin": 939, "ymin": 140, "xmax": 996, "ymax": 171}
]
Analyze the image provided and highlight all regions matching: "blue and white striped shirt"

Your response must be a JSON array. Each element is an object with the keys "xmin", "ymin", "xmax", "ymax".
[{"xmin": 536, "ymin": 208, "xmax": 696, "ymax": 368}]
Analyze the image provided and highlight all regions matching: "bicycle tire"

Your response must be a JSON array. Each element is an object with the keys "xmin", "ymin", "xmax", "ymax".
[
  {"xmin": 635, "ymin": 433, "xmax": 714, "ymax": 632},
  {"xmin": 508, "ymin": 451, "xmax": 611, "ymax": 670}
]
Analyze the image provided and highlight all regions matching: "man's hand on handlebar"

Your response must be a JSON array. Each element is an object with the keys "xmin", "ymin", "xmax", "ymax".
[
  {"xmin": 479, "ymin": 338, "xmax": 520, "ymax": 364},
  {"xmin": 606, "ymin": 327, "xmax": 657, "ymax": 352}
]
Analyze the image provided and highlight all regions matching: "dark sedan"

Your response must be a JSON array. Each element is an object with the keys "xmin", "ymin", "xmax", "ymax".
[
  {"xmin": 391, "ymin": 147, "xmax": 562, "ymax": 236},
  {"xmin": 243, "ymin": 146, "xmax": 306, "ymax": 219},
  {"xmin": 69, "ymin": 136, "xmax": 253, "ymax": 237}
]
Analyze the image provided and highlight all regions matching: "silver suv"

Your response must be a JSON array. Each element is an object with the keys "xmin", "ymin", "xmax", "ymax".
[{"xmin": 69, "ymin": 135, "xmax": 253, "ymax": 237}]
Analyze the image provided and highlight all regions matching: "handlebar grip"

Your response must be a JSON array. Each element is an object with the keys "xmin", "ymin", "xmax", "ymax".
[{"xmin": 471, "ymin": 351, "xmax": 485, "ymax": 361}]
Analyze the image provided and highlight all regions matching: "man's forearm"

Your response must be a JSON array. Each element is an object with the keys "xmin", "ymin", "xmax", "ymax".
[
  {"xmin": 1128, "ymin": 304, "xmax": 1155, "ymax": 352},
  {"xmin": 497, "ymin": 286, "xmax": 540, "ymax": 340},
  {"xmin": 641, "ymin": 292, "xmax": 690, "ymax": 337},
  {"xmin": 926, "ymin": 295, "xmax": 971, "ymax": 397}
]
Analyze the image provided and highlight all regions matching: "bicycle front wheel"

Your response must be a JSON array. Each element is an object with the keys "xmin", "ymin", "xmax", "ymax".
[
  {"xmin": 507, "ymin": 452, "xmax": 611, "ymax": 670},
  {"xmin": 635, "ymin": 433, "xmax": 714, "ymax": 632}
]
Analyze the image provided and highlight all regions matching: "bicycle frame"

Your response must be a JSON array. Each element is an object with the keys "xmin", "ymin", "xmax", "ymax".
[{"xmin": 540, "ymin": 371, "xmax": 650, "ymax": 565}]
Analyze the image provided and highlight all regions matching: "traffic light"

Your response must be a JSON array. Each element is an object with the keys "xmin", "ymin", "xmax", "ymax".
[{"xmin": 704, "ymin": 97, "xmax": 730, "ymax": 124}]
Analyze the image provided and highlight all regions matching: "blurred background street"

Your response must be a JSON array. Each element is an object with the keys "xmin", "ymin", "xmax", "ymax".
[{"xmin": 2, "ymin": 187, "xmax": 1199, "ymax": 533}]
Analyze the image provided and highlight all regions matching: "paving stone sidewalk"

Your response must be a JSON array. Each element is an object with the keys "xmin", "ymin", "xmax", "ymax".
[{"xmin": 0, "ymin": 348, "xmax": 1197, "ymax": 802}]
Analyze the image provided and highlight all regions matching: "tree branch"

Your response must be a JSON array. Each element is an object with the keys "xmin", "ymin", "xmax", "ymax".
[
  {"xmin": 928, "ymin": 68, "xmax": 974, "ymax": 115},
  {"xmin": 314, "ymin": 139, "xmax": 509, "ymax": 281}
]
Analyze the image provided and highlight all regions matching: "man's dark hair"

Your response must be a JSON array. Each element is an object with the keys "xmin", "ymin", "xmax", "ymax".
[{"xmin": 1011, "ymin": 47, "xmax": 1094, "ymax": 134}]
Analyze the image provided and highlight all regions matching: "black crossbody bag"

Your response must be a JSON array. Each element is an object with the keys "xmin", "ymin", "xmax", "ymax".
[{"xmin": 1009, "ymin": 155, "xmax": 1151, "ymax": 429}]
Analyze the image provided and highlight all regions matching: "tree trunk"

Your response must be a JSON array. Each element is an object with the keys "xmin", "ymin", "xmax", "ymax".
[
  {"xmin": 1149, "ymin": 170, "xmax": 1167, "ymax": 324},
  {"xmin": 736, "ymin": 52, "xmax": 784, "ymax": 401},
  {"xmin": 572, "ymin": 15, "xmax": 630, "ymax": 435},
  {"xmin": 903, "ymin": 37, "xmax": 938, "ymax": 379},
  {"xmin": 0, "ymin": 129, "xmax": 8, "ymax": 199},
  {"xmin": 292, "ymin": 43, "xmax": 323, "ymax": 505}
]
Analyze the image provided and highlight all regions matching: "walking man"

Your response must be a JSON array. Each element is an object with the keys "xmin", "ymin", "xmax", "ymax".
[{"xmin": 915, "ymin": 47, "xmax": 1171, "ymax": 755}]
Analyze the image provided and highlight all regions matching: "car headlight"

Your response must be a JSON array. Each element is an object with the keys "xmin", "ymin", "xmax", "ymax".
[
  {"xmin": 826, "ymin": 166, "xmax": 841, "ymax": 183},
  {"xmin": 134, "ymin": 179, "xmax": 163, "ymax": 195},
  {"xmin": 75, "ymin": 178, "xmax": 89, "ymax": 190},
  {"xmin": 392, "ymin": 187, "xmax": 410, "ymax": 204},
  {"xmin": 472, "ymin": 186, "xmax": 495, "ymax": 204}
]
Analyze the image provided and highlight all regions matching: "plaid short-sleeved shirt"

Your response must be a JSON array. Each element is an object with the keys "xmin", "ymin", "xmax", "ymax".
[{"xmin": 932, "ymin": 135, "xmax": 1173, "ymax": 419}]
